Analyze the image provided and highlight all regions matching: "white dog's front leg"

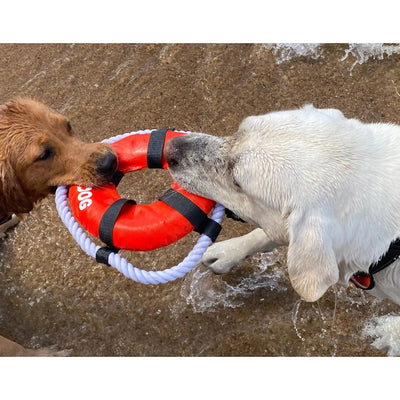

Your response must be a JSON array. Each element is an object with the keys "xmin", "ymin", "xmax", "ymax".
[{"xmin": 200, "ymin": 228, "xmax": 280, "ymax": 274}]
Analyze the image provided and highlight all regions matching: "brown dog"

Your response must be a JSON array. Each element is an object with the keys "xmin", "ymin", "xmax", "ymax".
[{"xmin": 0, "ymin": 98, "xmax": 117, "ymax": 356}]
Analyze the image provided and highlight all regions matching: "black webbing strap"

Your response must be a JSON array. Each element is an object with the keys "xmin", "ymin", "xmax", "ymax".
[
  {"xmin": 96, "ymin": 246, "xmax": 116, "ymax": 266},
  {"xmin": 95, "ymin": 172, "xmax": 126, "ymax": 265},
  {"xmin": 147, "ymin": 129, "xmax": 168, "ymax": 169},
  {"xmin": 98, "ymin": 198, "xmax": 131, "ymax": 247},
  {"xmin": 95, "ymin": 198, "xmax": 136, "ymax": 265},
  {"xmin": 352, "ymin": 237, "xmax": 400, "ymax": 290},
  {"xmin": 111, "ymin": 170, "xmax": 124, "ymax": 187},
  {"xmin": 160, "ymin": 188, "xmax": 221, "ymax": 242},
  {"xmin": 200, "ymin": 219, "xmax": 222, "ymax": 242},
  {"xmin": 370, "ymin": 238, "xmax": 400, "ymax": 276},
  {"xmin": 225, "ymin": 208, "xmax": 246, "ymax": 223}
]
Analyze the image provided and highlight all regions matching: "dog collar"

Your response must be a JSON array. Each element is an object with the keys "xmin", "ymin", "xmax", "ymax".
[
  {"xmin": 225, "ymin": 208, "xmax": 246, "ymax": 223},
  {"xmin": 350, "ymin": 238, "xmax": 400, "ymax": 290}
]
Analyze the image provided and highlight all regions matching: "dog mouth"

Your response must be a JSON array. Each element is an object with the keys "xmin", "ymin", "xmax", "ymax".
[{"xmin": 50, "ymin": 171, "xmax": 116, "ymax": 191}]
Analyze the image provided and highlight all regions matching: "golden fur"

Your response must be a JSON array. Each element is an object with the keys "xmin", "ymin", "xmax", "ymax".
[
  {"xmin": 0, "ymin": 97, "xmax": 116, "ymax": 215},
  {"xmin": 0, "ymin": 98, "xmax": 117, "ymax": 356}
]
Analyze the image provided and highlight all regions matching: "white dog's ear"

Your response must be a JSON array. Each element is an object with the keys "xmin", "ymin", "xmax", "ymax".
[{"xmin": 287, "ymin": 209, "xmax": 339, "ymax": 302}]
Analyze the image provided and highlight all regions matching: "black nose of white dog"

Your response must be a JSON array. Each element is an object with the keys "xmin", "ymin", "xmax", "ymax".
[{"xmin": 165, "ymin": 137, "xmax": 183, "ymax": 167}]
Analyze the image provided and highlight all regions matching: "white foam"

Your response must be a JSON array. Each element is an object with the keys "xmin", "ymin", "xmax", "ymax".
[
  {"xmin": 272, "ymin": 43, "xmax": 324, "ymax": 64},
  {"xmin": 270, "ymin": 43, "xmax": 400, "ymax": 74},
  {"xmin": 341, "ymin": 43, "xmax": 400, "ymax": 73},
  {"xmin": 363, "ymin": 314, "xmax": 400, "ymax": 356},
  {"xmin": 180, "ymin": 251, "xmax": 286, "ymax": 313}
]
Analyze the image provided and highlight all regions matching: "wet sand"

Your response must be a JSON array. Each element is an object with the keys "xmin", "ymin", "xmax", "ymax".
[{"xmin": 1, "ymin": 43, "xmax": 399, "ymax": 356}]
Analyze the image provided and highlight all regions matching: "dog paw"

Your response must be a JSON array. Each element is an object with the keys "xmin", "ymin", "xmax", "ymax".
[{"xmin": 200, "ymin": 239, "xmax": 247, "ymax": 274}]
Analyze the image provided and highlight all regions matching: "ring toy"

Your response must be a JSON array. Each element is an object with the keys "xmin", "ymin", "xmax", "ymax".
[
  {"xmin": 68, "ymin": 129, "xmax": 221, "ymax": 256},
  {"xmin": 55, "ymin": 130, "xmax": 225, "ymax": 284}
]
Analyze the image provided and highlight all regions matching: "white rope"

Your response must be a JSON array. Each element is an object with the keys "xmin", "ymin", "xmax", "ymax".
[{"xmin": 55, "ymin": 130, "xmax": 225, "ymax": 284}]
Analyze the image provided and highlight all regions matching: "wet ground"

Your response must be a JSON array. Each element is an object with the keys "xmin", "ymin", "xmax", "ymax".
[{"xmin": 1, "ymin": 43, "xmax": 400, "ymax": 356}]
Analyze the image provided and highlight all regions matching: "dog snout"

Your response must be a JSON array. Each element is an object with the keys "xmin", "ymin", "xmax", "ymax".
[
  {"xmin": 95, "ymin": 150, "xmax": 117, "ymax": 177},
  {"xmin": 165, "ymin": 137, "xmax": 185, "ymax": 167}
]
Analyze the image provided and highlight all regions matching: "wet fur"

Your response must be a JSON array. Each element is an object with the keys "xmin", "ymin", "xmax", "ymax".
[
  {"xmin": 0, "ymin": 98, "xmax": 116, "ymax": 215},
  {"xmin": 165, "ymin": 105, "xmax": 400, "ymax": 306},
  {"xmin": 0, "ymin": 98, "xmax": 117, "ymax": 356}
]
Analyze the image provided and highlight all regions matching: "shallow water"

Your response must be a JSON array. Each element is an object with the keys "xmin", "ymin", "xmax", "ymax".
[{"xmin": 1, "ymin": 43, "xmax": 400, "ymax": 356}]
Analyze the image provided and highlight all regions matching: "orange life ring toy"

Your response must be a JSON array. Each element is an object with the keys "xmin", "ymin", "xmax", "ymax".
[{"xmin": 68, "ymin": 129, "xmax": 221, "ymax": 257}]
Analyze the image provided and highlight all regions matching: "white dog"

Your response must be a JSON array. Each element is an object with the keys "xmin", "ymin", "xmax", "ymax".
[{"xmin": 165, "ymin": 105, "xmax": 400, "ymax": 306}]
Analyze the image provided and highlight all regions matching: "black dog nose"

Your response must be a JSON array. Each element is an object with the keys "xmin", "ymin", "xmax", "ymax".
[
  {"xmin": 96, "ymin": 150, "xmax": 117, "ymax": 176},
  {"xmin": 164, "ymin": 137, "xmax": 181, "ymax": 167}
]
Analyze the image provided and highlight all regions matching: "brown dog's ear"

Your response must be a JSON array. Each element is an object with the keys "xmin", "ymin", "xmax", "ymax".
[{"xmin": 0, "ymin": 158, "xmax": 34, "ymax": 214}]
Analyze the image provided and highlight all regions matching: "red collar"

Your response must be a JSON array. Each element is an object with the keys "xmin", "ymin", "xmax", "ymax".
[{"xmin": 350, "ymin": 238, "xmax": 400, "ymax": 290}]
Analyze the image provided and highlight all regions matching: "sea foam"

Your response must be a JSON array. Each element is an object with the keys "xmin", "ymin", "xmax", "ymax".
[
  {"xmin": 271, "ymin": 43, "xmax": 400, "ymax": 73},
  {"xmin": 363, "ymin": 314, "xmax": 400, "ymax": 356}
]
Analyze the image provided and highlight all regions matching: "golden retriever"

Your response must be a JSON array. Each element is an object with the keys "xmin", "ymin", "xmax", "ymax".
[{"xmin": 0, "ymin": 98, "xmax": 117, "ymax": 356}]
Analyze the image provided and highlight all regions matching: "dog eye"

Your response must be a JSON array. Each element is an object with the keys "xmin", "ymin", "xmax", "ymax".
[
  {"xmin": 66, "ymin": 121, "xmax": 72, "ymax": 133},
  {"xmin": 228, "ymin": 158, "xmax": 242, "ymax": 191},
  {"xmin": 233, "ymin": 177, "xmax": 242, "ymax": 191},
  {"xmin": 36, "ymin": 147, "xmax": 54, "ymax": 162}
]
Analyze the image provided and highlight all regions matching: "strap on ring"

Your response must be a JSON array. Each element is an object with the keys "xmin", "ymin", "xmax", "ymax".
[
  {"xmin": 96, "ymin": 246, "xmax": 117, "ymax": 266},
  {"xmin": 96, "ymin": 198, "xmax": 136, "ymax": 265},
  {"xmin": 147, "ymin": 129, "xmax": 168, "ymax": 169},
  {"xmin": 160, "ymin": 188, "xmax": 221, "ymax": 242},
  {"xmin": 111, "ymin": 170, "xmax": 124, "ymax": 187}
]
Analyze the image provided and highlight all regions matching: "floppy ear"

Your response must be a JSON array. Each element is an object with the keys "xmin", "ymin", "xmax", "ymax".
[
  {"xmin": 287, "ymin": 209, "xmax": 339, "ymax": 302},
  {"xmin": 0, "ymin": 158, "xmax": 33, "ymax": 214}
]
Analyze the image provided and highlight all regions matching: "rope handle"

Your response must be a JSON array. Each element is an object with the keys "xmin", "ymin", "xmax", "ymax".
[{"xmin": 55, "ymin": 130, "xmax": 225, "ymax": 284}]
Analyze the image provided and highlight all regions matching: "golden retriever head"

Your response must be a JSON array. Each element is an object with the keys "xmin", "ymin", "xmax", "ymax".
[{"xmin": 0, "ymin": 98, "xmax": 117, "ymax": 214}]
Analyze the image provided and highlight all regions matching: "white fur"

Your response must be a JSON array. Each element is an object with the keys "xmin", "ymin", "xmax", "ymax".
[{"xmin": 166, "ymin": 105, "xmax": 400, "ymax": 305}]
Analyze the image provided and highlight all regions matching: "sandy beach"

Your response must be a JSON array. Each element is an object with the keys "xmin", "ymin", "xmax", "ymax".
[{"xmin": 1, "ymin": 43, "xmax": 400, "ymax": 356}]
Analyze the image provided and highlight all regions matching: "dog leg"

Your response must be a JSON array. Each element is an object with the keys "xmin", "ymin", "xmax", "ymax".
[{"xmin": 200, "ymin": 228, "xmax": 280, "ymax": 274}]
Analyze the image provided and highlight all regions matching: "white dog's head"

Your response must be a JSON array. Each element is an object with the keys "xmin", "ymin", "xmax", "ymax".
[
  {"xmin": 165, "ymin": 133, "xmax": 236, "ymax": 200},
  {"xmin": 165, "ymin": 130, "xmax": 339, "ymax": 303},
  {"xmin": 165, "ymin": 133, "xmax": 261, "ymax": 225}
]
